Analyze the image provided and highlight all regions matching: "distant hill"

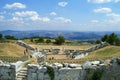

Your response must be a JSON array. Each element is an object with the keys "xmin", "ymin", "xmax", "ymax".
[{"xmin": 0, "ymin": 30, "xmax": 120, "ymax": 41}]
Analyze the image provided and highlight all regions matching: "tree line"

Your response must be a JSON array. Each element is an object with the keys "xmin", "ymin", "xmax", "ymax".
[
  {"xmin": 32, "ymin": 35, "xmax": 65, "ymax": 45},
  {"xmin": 102, "ymin": 33, "xmax": 120, "ymax": 46},
  {"xmin": 0, "ymin": 33, "xmax": 65, "ymax": 45},
  {"xmin": 0, "ymin": 34, "xmax": 17, "ymax": 42},
  {"xmin": 96, "ymin": 33, "xmax": 120, "ymax": 46},
  {"xmin": 1, "ymin": 32, "xmax": 120, "ymax": 46}
]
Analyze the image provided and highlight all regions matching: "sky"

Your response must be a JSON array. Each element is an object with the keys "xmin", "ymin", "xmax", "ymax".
[{"xmin": 0, "ymin": 0, "xmax": 120, "ymax": 31}]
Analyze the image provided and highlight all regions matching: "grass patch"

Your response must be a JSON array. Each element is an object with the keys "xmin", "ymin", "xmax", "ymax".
[
  {"xmin": 24, "ymin": 61, "xmax": 32, "ymax": 67},
  {"xmin": 96, "ymin": 47, "xmax": 120, "ymax": 56},
  {"xmin": 0, "ymin": 50, "xmax": 3, "ymax": 52},
  {"xmin": 81, "ymin": 46, "xmax": 120, "ymax": 63},
  {"xmin": 86, "ymin": 46, "xmax": 120, "ymax": 58},
  {"xmin": 0, "ymin": 43, "xmax": 25, "ymax": 56}
]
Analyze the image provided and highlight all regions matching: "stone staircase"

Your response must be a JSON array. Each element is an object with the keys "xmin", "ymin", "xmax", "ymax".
[{"xmin": 16, "ymin": 68, "xmax": 27, "ymax": 80}]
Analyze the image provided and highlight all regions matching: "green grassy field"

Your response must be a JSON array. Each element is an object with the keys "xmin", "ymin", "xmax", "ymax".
[{"xmin": 85, "ymin": 46, "xmax": 120, "ymax": 59}]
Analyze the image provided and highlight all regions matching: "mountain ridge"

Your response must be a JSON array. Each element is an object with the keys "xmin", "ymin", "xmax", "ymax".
[{"xmin": 0, "ymin": 30, "xmax": 120, "ymax": 41}]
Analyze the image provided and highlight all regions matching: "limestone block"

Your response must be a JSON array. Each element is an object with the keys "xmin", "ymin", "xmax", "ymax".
[
  {"xmin": 53, "ymin": 63, "xmax": 63, "ymax": 68},
  {"xmin": 38, "ymin": 67, "xmax": 47, "ymax": 73},
  {"xmin": 91, "ymin": 61, "xmax": 100, "ymax": 65}
]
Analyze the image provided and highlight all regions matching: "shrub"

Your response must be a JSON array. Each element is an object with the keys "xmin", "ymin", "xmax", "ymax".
[
  {"xmin": 45, "ymin": 66, "xmax": 55, "ymax": 80},
  {"xmin": 46, "ymin": 39, "xmax": 51, "ymax": 44},
  {"xmin": 91, "ymin": 69, "xmax": 104, "ymax": 80},
  {"xmin": 116, "ymin": 58, "xmax": 120, "ymax": 65},
  {"xmin": 55, "ymin": 35, "xmax": 65, "ymax": 45}
]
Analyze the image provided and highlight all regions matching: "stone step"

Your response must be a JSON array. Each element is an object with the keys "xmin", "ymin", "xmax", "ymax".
[
  {"xmin": 17, "ymin": 75, "xmax": 27, "ymax": 80},
  {"xmin": 17, "ymin": 73, "xmax": 27, "ymax": 76},
  {"xmin": 17, "ymin": 77, "xmax": 27, "ymax": 80},
  {"xmin": 18, "ymin": 71, "xmax": 27, "ymax": 74},
  {"xmin": 20, "ymin": 68, "xmax": 27, "ymax": 71},
  {"xmin": 17, "ymin": 78, "xmax": 23, "ymax": 80},
  {"xmin": 16, "ymin": 68, "xmax": 27, "ymax": 80}
]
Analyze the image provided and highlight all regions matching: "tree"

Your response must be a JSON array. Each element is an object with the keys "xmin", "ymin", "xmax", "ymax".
[
  {"xmin": 36, "ymin": 37, "xmax": 44, "ymax": 43},
  {"xmin": 115, "ymin": 38, "xmax": 120, "ymax": 46},
  {"xmin": 101, "ymin": 33, "xmax": 120, "ymax": 46},
  {"xmin": 30, "ymin": 38, "xmax": 34, "ymax": 42},
  {"xmin": 101, "ymin": 34, "xmax": 108, "ymax": 42},
  {"xmin": 108, "ymin": 33, "xmax": 118, "ymax": 45},
  {"xmin": 0, "ymin": 34, "xmax": 2, "ymax": 39},
  {"xmin": 96, "ymin": 39, "xmax": 101, "ymax": 44},
  {"xmin": 5, "ymin": 35, "xmax": 16, "ymax": 40},
  {"xmin": 46, "ymin": 39, "xmax": 51, "ymax": 44},
  {"xmin": 0, "ymin": 33, "xmax": 4, "ymax": 43},
  {"xmin": 55, "ymin": 35, "xmax": 65, "ymax": 45}
]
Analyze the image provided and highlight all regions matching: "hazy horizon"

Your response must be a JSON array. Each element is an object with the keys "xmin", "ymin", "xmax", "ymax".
[
  {"xmin": 1, "ymin": 29, "xmax": 120, "ymax": 32},
  {"xmin": 0, "ymin": 0, "xmax": 120, "ymax": 31}
]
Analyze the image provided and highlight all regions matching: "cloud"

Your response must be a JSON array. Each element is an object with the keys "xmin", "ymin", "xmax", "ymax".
[
  {"xmin": 106, "ymin": 13, "xmax": 120, "ymax": 23},
  {"xmin": 91, "ymin": 20, "xmax": 99, "ymax": 23},
  {"xmin": 107, "ymin": 13, "xmax": 120, "ymax": 17},
  {"xmin": 12, "ymin": 17, "xmax": 23, "ymax": 21},
  {"xmin": 54, "ymin": 17, "xmax": 72, "ymax": 23},
  {"xmin": 88, "ymin": 0, "xmax": 120, "ymax": 3},
  {"xmin": 13, "ymin": 11, "xmax": 51, "ymax": 22},
  {"xmin": 0, "ymin": 11, "xmax": 6, "ymax": 15},
  {"xmin": 50, "ymin": 12, "xmax": 57, "ymax": 16},
  {"xmin": 94, "ymin": 7, "xmax": 112, "ymax": 13},
  {"xmin": 41, "ymin": 17, "xmax": 50, "ymax": 22},
  {"xmin": 10, "ymin": 17, "xmax": 24, "ymax": 24},
  {"xmin": 88, "ymin": 0, "xmax": 111, "ymax": 3},
  {"xmin": 0, "ymin": 10, "xmax": 73, "ymax": 30},
  {"xmin": 58, "ymin": 2, "xmax": 68, "ymax": 7},
  {"xmin": 4, "ymin": 2, "xmax": 26, "ymax": 9},
  {"xmin": 13, "ymin": 11, "xmax": 40, "ymax": 21},
  {"xmin": 0, "ymin": 16, "xmax": 4, "ymax": 20}
]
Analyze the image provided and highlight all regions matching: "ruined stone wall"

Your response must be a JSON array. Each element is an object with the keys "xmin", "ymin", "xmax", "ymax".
[
  {"xmin": 0, "ymin": 63, "xmax": 16, "ymax": 80},
  {"xmin": 17, "ymin": 40, "xmax": 35, "ymax": 51},
  {"xmin": 27, "ymin": 58, "xmax": 120, "ymax": 80},
  {"xmin": 0, "ymin": 58, "xmax": 120, "ymax": 80}
]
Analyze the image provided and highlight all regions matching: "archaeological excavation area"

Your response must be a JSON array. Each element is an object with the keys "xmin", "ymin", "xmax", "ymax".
[{"xmin": 0, "ymin": 40, "xmax": 120, "ymax": 80}]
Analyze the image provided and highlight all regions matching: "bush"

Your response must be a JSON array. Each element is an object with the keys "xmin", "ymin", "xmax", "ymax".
[
  {"xmin": 46, "ymin": 39, "xmax": 51, "ymax": 44},
  {"xmin": 36, "ymin": 37, "xmax": 44, "ymax": 43},
  {"xmin": 0, "ymin": 33, "xmax": 2, "ymax": 39},
  {"xmin": 91, "ymin": 69, "xmax": 104, "ymax": 80},
  {"xmin": 96, "ymin": 40, "xmax": 101, "ymax": 44},
  {"xmin": 45, "ymin": 66, "xmax": 55, "ymax": 80},
  {"xmin": 55, "ymin": 35, "xmax": 65, "ymax": 45},
  {"xmin": 5, "ymin": 35, "xmax": 16, "ymax": 40},
  {"xmin": 116, "ymin": 58, "xmax": 120, "ymax": 65}
]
